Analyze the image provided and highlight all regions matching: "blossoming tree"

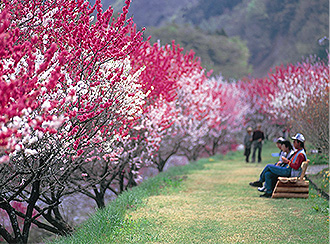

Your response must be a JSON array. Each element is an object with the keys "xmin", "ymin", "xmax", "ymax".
[
  {"xmin": 265, "ymin": 58, "xmax": 329, "ymax": 151},
  {"xmin": 201, "ymin": 78, "xmax": 248, "ymax": 156},
  {"xmin": 0, "ymin": 0, "xmax": 145, "ymax": 242}
]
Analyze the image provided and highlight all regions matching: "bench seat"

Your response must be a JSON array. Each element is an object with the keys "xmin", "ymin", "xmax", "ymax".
[{"xmin": 272, "ymin": 160, "xmax": 310, "ymax": 198}]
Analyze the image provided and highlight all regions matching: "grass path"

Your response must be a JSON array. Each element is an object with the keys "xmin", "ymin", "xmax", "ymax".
[
  {"xmin": 50, "ymin": 142, "xmax": 329, "ymax": 244},
  {"xmin": 118, "ymin": 144, "xmax": 328, "ymax": 243}
]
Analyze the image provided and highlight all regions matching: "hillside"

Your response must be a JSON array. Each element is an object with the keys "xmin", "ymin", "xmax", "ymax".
[{"xmin": 97, "ymin": 0, "xmax": 329, "ymax": 79}]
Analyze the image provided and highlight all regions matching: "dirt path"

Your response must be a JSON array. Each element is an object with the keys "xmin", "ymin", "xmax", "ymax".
[{"xmin": 307, "ymin": 165, "xmax": 329, "ymax": 175}]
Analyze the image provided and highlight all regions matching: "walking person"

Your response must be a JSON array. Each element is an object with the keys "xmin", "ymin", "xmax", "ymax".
[
  {"xmin": 251, "ymin": 124, "xmax": 265, "ymax": 163},
  {"xmin": 243, "ymin": 127, "xmax": 253, "ymax": 163}
]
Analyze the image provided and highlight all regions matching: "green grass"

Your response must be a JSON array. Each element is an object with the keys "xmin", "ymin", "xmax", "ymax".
[
  {"xmin": 49, "ymin": 141, "xmax": 329, "ymax": 244},
  {"xmin": 308, "ymin": 153, "xmax": 329, "ymax": 165},
  {"xmin": 308, "ymin": 168, "xmax": 330, "ymax": 195}
]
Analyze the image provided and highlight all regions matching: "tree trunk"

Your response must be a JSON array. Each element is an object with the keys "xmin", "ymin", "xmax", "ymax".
[
  {"xmin": 0, "ymin": 196, "xmax": 23, "ymax": 243},
  {"xmin": 93, "ymin": 187, "xmax": 105, "ymax": 209},
  {"xmin": 22, "ymin": 179, "xmax": 40, "ymax": 243}
]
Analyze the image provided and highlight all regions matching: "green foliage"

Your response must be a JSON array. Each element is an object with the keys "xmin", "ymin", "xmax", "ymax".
[
  {"xmin": 309, "ymin": 153, "xmax": 329, "ymax": 165},
  {"xmin": 287, "ymin": 0, "xmax": 329, "ymax": 60},
  {"xmin": 146, "ymin": 23, "xmax": 252, "ymax": 80},
  {"xmin": 185, "ymin": 0, "xmax": 243, "ymax": 24},
  {"xmin": 195, "ymin": 0, "xmax": 329, "ymax": 77},
  {"xmin": 312, "ymin": 204, "xmax": 329, "ymax": 214}
]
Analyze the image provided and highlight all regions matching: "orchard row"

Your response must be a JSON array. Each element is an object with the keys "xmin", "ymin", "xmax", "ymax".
[{"xmin": 0, "ymin": 0, "xmax": 328, "ymax": 243}]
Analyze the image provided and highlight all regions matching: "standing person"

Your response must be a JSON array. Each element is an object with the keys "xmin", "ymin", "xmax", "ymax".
[
  {"xmin": 243, "ymin": 127, "xmax": 253, "ymax": 163},
  {"xmin": 251, "ymin": 124, "xmax": 265, "ymax": 163},
  {"xmin": 249, "ymin": 133, "xmax": 307, "ymax": 198}
]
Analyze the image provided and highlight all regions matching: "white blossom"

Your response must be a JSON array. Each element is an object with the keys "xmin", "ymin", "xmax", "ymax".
[{"xmin": 24, "ymin": 148, "xmax": 38, "ymax": 156}]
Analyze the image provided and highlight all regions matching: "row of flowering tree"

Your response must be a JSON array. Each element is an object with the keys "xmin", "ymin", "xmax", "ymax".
[
  {"xmin": 0, "ymin": 0, "xmax": 245, "ymax": 242},
  {"xmin": 0, "ymin": 0, "xmax": 328, "ymax": 243},
  {"xmin": 265, "ymin": 57, "xmax": 329, "ymax": 152},
  {"xmin": 238, "ymin": 57, "xmax": 329, "ymax": 152},
  {"xmin": 0, "ymin": 0, "xmax": 147, "ymax": 242}
]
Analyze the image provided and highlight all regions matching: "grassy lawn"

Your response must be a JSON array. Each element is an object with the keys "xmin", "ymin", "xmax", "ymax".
[{"xmin": 49, "ymin": 141, "xmax": 329, "ymax": 244}]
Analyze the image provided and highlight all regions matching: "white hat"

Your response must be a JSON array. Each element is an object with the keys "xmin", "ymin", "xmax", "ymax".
[
  {"xmin": 291, "ymin": 133, "xmax": 305, "ymax": 142},
  {"xmin": 276, "ymin": 137, "xmax": 285, "ymax": 143}
]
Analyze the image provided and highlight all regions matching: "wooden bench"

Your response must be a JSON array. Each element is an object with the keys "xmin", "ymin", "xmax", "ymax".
[{"xmin": 272, "ymin": 160, "xmax": 310, "ymax": 198}]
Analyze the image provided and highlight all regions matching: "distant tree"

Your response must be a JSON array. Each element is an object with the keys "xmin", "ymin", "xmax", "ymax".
[
  {"xmin": 146, "ymin": 23, "xmax": 252, "ymax": 80},
  {"xmin": 287, "ymin": 0, "xmax": 329, "ymax": 61},
  {"xmin": 197, "ymin": 0, "xmax": 329, "ymax": 77},
  {"xmin": 184, "ymin": 0, "xmax": 243, "ymax": 24}
]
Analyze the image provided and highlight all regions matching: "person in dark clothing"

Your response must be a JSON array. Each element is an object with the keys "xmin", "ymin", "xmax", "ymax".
[
  {"xmin": 251, "ymin": 124, "xmax": 265, "ymax": 163},
  {"xmin": 243, "ymin": 127, "xmax": 253, "ymax": 162}
]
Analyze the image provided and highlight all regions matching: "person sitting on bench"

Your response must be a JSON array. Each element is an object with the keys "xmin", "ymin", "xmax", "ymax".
[
  {"xmin": 273, "ymin": 137, "xmax": 285, "ymax": 163},
  {"xmin": 258, "ymin": 140, "xmax": 295, "ymax": 192},
  {"xmin": 249, "ymin": 133, "xmax": 307, "ymax": 198},
  {"xmin": 276, "ymin": 140, "xmax": 295, "ymax": 167}
]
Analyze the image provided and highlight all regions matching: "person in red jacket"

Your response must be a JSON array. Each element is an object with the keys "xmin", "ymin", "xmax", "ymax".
[{"xmin": 249, "ymin": 133, "xmax": 307, "ymax": 198}]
